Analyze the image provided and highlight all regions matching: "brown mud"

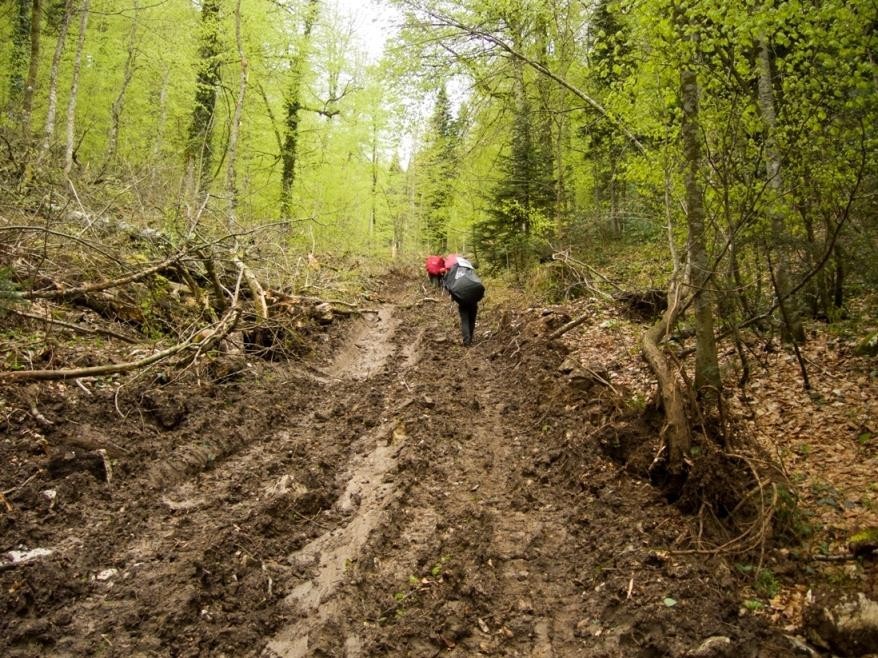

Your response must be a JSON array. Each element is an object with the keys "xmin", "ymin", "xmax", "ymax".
[{"xmin": 2, "ymin": 275, "xmax": 802, "ymax": 657}]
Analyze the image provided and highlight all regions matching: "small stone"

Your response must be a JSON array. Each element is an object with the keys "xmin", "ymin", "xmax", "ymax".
[
  {"xmin": 686, "ymin": 635, "xmax": 732, "ymax": 657},
  {"xmin": 516, "ymin": 599, "xmax": 533, "ymax": 614},
  {"xmin": 95, "ymin": 568, "xmax": 118, "ymax": 581},
  {"xmin": 575, "ymin": 619, "xmax": 602, "ymax": 638}
]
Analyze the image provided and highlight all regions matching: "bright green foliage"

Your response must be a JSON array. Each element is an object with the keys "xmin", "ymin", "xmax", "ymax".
[{"xmin": 0, "ymin": 0, "xmax": 874, "ymax": 293}]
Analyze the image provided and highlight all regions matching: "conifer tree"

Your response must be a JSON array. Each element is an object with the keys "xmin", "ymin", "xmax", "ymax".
[
  {"xmin": 420, "ymin": 84, "xmax": 459, "ymax": 253},
  {"xmin": 474, "ymin": 58, "xmax": 554, "ymax": 271}
]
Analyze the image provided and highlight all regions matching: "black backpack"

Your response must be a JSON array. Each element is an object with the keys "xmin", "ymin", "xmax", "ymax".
[{"xmin": 446, "ymin": 265, "xmax": 485, "ymax": 304}]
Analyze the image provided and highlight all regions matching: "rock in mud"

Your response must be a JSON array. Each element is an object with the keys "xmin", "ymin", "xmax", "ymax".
[
  {"xmin": 685, "ymin": 635, "xmax": 732, "ymax": 657},
  {"xmin": 804, "ymin": 590, "xmax": 878, "ymax": 656},
  {"xmin": 45, "ymin": 448, "xmax": 112, "ymax": 482}
]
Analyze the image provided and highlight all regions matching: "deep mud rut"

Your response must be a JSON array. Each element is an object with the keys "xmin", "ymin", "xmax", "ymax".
[{"xmin": 2, "ymin": 276, "xmax": 799, "ymax": 657}]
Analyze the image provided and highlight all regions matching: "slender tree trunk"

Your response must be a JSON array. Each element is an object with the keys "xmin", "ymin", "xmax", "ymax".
[
  {"xmin": 756, "ymin": 37, "xmax": 804, "ymax": 342},
  {"xmin": 7, "ymin": 0, "xmax": 31, "ymax": 118},
  {"xmin": 103, "ymin": 3, "xmax": 139, "ymax": 173},
  {"xmin": 280, "ymin": 0, "xmax": 319, "ymax": 218},
  {"xmin": 225, "ymin": 0, "xmax": 248, "ymax": 230},
  {"xmin": 642, "ymin": 273, "xmax": 691, "ymax": 478},
  {"xmin": 370, "ymin": 116, "xmax": 378, "ymax": 247},
  {"xmin": 552, "ymin": 2, "xmax": 576, "ymax": 234},
  {"xmin": 680, "ymin": 65, "xmax": 721, "ymax": 403},
  {"xmin": 185, "ymin": 0, "xmax": 222, "ymax": 201},
  {"xmin": 831, "ymin": 236, "xmax": 845, "ymax": 309},
  {"xmin": 21, "ymin": 0, "xmax": 42, "ymax": 137},
  {"xmin": 42, "ymin": 0, "xmax": 75, "ymax": 157},
  {"xmin": 64, "ymin": 0, "xmax": 91, "ymax": 176},
  {"xmin": 801, "ymin": 207, "xmax": 831, "ymax": 319},
  {"xmin": 150, "ymin": 68, "xmax": 170, "ymax": 159}
]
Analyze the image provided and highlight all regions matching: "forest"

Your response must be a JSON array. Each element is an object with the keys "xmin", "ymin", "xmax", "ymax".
[{"xmin": 0, "ymin": 0, "xmax": 876, "ymax": 656}]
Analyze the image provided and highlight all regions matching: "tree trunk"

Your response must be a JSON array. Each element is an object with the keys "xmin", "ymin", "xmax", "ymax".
[
  {"xmin": 150, "ymin": 68, "xmax": 170, "ymax": 160},
  {"xmin": 801, "ymin": 206, "xmax": 832, "ymax": 319},
  {"xmin": 642, "ymin": 276, "xmax": 691, "ymax": 477},
  {"xmin": 680, "ymin": 65, "xmax": 721, "ymax": 404},
  {"xmin": 21, "ymin": 0, "xmax": 42, "ymax": 138},
  {"xmin": 185, "ymin": 0, "xmax": 222, "ymax": 201},
  {"xmin": 756, "ymin": 37, "xmax": 804, "ymax": 342},
  {"xmin": 370, "ymin": 116, "xmax": 378, "ymax": 247},
  {"xmin": 103, "ymin": 3, "xmax": 139, "ymax": 173},
  {"xmin": 64, "ymin": 0, "xmax": 91, "ymax": 176},
  {"xmin": 832, "ymin": 242, "xmax": 845, "ymax": 309},
  {"xmin": 225, "ymin": 0, "xmax": 249, "ymax": 230},
  {"xmin": 280, "ymin": 0, "xmax": 319, "ymax": 218},
  {"xmin": 7, "ymin": 0, "xmax": 31, "ymax": 117},
  {"xmin": 42, "ymin": 0, "xmax": 75, "ymax": 156}
]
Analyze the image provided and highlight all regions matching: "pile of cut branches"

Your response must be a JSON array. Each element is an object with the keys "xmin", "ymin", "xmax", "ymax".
[{"xmin": 0, "ymin": 207, "xmax": 365, "ymax": 385}]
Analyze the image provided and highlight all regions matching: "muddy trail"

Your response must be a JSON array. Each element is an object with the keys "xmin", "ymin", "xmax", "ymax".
[{"xmin": 1, "ymin": 274, "xmax": 798, "ymax": 657}]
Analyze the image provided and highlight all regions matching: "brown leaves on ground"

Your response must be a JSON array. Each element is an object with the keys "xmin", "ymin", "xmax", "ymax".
[{"xmin": 535, "ymin": 295, "xmax": 878, "ymax": 628}]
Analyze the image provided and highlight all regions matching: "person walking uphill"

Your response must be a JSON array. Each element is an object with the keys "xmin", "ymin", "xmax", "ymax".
[
  {"xmin": 443, "ymin": 254, "xmax": 485, "ymax": 346},
  {"xmin": 425, "ymin": 255, "xmax": 446, "ymax": 287}
]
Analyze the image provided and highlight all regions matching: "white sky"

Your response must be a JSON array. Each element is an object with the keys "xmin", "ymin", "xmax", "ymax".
[{"xmin": 332, "ymin": 0, "xmax": 402, "ymax": 63}]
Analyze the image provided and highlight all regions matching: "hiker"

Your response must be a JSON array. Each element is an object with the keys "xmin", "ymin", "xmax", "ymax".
[
  {"xmin": 425, "ymin": 255, "xmax": 446, "ymax": 287},
  {"xmin": 442, "ymin": 254, "xmax": 485, "ymax": 346}
]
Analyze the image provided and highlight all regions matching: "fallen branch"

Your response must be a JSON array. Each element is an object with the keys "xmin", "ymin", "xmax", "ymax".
[
  {"xmin": 552, "ymin": 250, "xmax": 623, "ymax": 296},
  {"xmin": 232, "ymin": 253, "xmax": 269, "ymax": 319},
  {"xmin": 279, "ymin": 293, "xmax": 364, "ymax": 309},
  {"xmin": 548, "ymin": 312, "xmax": 590, "ymax": 340},
  {"xmin": 8, "ymin": 307, "xmax": 138, "ymax": 343},
  {"xmin": 14, "ymin": 252, "xmax": 185, "ymax": 301},
  {"xmin": 1, "ymin": 472, "xmax": 40, "ymax": 496},
  {"xmin": 0, "ymin": 307, "xmax": 241, "ymax": 383},
  {"xmin": 0, "ymin": 225, "xmax": 126, "ymax": 266},
  {"xmin": 641, "ymin": 275, "xmax": 692, "ymax": 475}
]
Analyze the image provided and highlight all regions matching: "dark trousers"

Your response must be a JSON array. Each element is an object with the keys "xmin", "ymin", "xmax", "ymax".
[{"xmin": 456, "ymin": 300, "xmax": 478, "ymax": 345}]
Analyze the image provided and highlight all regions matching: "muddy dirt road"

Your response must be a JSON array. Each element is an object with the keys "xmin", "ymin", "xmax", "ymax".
[{"xmin": 2, "ymin": 276, "xmax": 797, "ymax": 656}]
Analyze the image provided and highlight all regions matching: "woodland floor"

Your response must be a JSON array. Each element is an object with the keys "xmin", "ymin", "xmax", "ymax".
[{"xmin": 1, "ymin": 271, "xmax": 876, "ymax": 657}]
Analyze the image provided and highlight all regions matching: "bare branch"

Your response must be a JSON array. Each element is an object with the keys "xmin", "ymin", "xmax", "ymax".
[{"xmin": 0, "ymin": 307, "xmax": 241, "ymax": 383}]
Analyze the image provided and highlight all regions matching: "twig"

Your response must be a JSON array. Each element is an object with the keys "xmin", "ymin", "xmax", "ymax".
[
  {"xmin": 113, "ymin": 384, "xmax": 126, "ymax": 418},
  {"xmin": 289, "ymin": 507, "xmax": 330, "ymax": 530},
  {"xmin": 2, "ymin": 471, "xmax": 39, "ymax": 496},
  {"xmin": 29, "ymin": 401, "xmax": 54, "ymax": 426},
  {"xmin": 811, "ymin": 551, "xmax": 876, "ymax": 562}
]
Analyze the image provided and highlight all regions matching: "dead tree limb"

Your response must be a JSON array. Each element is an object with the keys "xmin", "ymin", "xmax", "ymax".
[
  {"xmin": 548, "ymin": 313, "xmax": 590, "ymax": 340},
  {"xmin": 232, "ymin": 253, "xmax": 268, "ymax": 319},
  {"xmin": 0, "ymin": 225, "xmax": 126, "ymax": 266},
  {"xmin": 8, "ymin": 307, "xmax": 138, "ymax": 343},
  {"xmin": 641, "ymin": 276, "xmax": 692, "ymax": 476},
  {"xmin": 14, "ymin": 252, "xmax": 185, "ymax": 300},
  {"xmin": 551, "ymin": 250, "xmax": 623, "ymax": 296},
  {"xmin": 0, "ymin": 307, "xmax": 241, "ymax": 382},
  {"xmin": 286, "ymin": 294, "xmax": 362, "ymax": 309}
]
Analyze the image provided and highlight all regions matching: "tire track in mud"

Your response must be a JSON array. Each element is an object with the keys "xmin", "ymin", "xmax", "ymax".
[
  {"xmin": 33, "ymin": 302, "xmax": 415, "ymax": 656},
  {"xmin": 4, "ymin": 281, "xmax": 802, "ymax": 657},
  {"xmin": 315, "ymin": 319, "xmax": 588, "ymax": 657},
  {"xmin": 255, "ymin": 290, "xmax": 590, "ymax": 656},
  {"xmin": 265, "ymin": 303, "xmax": 433, "ymax": 656}
]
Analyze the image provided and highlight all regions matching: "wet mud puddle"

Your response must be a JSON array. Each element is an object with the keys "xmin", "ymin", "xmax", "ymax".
[
  {"xmin": 265, "ymin": 423, "xmax": 402, "ymax": 658},
  {"xmin": 266, "ymin": 304, "xmax": 405, "ymax": 657}
]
